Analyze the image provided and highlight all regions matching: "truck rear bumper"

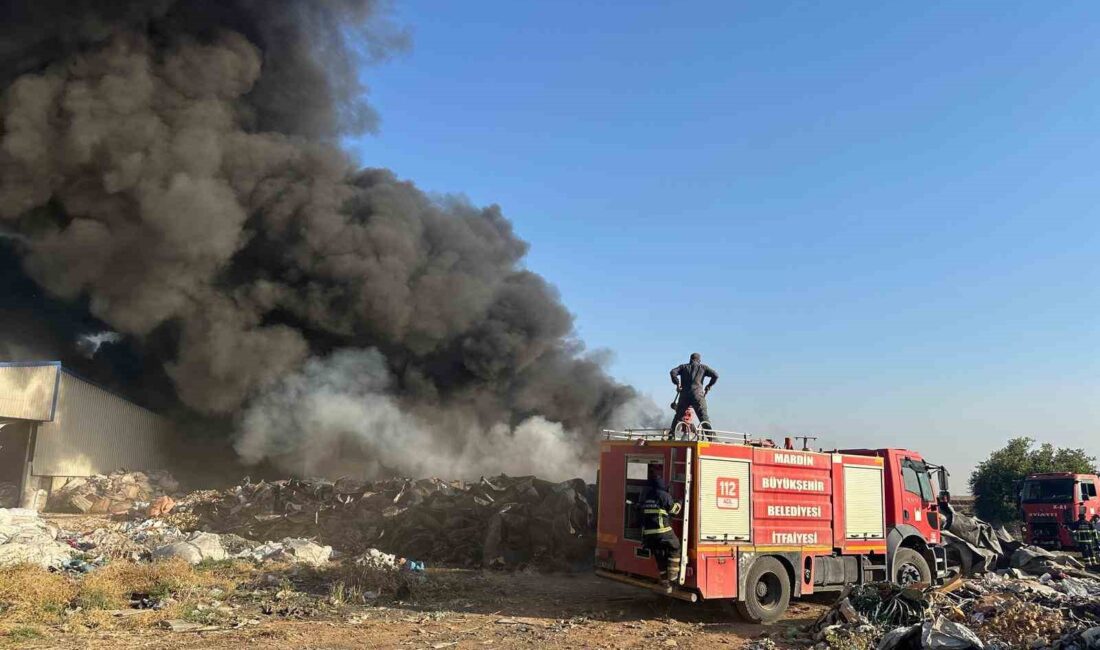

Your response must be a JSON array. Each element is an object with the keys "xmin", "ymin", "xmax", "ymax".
[{"xmin": 594, "ymin": 569, "xmax": 698, "ymax": 602}]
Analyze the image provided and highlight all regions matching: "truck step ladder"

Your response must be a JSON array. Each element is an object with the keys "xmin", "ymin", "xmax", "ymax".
[
  {"xmin": 861, "ymin": 554, "xmax": 888, "ymax": 583},
  {"xmin": 933, "ymin": 545, "xmax": 949, "ymax": 582},
  {"xmin": 670, "ymin": 446, "xmax": 692, "ymax": 587}
]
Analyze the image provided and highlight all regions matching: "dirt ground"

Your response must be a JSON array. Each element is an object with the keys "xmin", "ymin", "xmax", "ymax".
[
  {"xmin": 0, "ymin": 513, "xmax": 835, "ymax": 649},
  {"xmin": 13, "ymin": 568, "xmax": 828, "ymax": 650}
]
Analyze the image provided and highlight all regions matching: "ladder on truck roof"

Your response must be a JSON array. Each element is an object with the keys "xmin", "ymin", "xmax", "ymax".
[
  {"xmin": 603, "ymin": 428, "xmax": 793, "ymax": 450},
  {"xmin": 603, "ymin": 428, "xmax": 756, "ymax": 445}
]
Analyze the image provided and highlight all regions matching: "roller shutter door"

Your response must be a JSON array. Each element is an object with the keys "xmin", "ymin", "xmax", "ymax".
[
  {"xmin": 698, "ymin": 457, "xmax": 751, "ymax": 542},
  {"xmin": 843, "ymin": 465, "xmax": 885, "ymax": 539}
]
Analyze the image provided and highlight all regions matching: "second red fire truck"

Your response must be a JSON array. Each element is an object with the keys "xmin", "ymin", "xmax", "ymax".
[
  {"xmin": 1019, "ymin": 472, "xmax": 1100, "ymax": 549},
  {"xmin": 594, "ymin": 428, "xmax": 955, "ymax": 623}
]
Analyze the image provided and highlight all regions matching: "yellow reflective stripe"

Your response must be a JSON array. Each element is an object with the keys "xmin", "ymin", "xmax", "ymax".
[
  {"xmin": 643, "ymin": 508, "xmax": 669, "ymax": 515},
  {"xmin": 644, "ymin": 526, "xmax": 673, "ymax": 535}
]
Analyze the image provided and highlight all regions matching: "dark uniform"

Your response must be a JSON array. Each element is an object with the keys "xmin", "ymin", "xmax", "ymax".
[
  {"xmin": 1073, "ymin": 515, "xmax": 1099, "ymax": 569},
  {"xmin": 638, "ymin": 477, "xmax": 682, "ymax": 585},
  {"xmin": 669, "ymin": 356, "xmax": 719, "ymax": 435}
]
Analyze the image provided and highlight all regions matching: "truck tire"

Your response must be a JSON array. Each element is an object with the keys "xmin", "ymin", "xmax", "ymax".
[
  {"xmin": 892, "ymin": 547, "xmax": 931, "ymax": 586},
  {"xmin": 734, "ymin": 557, "xmax": 791, "ymax": 624}
]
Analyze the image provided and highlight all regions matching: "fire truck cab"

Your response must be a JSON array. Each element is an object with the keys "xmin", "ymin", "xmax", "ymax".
[
  {"xmin": 594, "ymin": 429, "xmax": 950, "ymax": 623},
  {"xmin": 1020, "ymin": 473, "xmax": 1100, "ymax": 549}
]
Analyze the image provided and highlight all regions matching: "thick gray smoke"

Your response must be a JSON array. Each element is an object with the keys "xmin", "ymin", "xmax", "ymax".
[
  {"xmin": 238, "ymin": 349, "xmax": 599, "ymax": 481},
  {"xmin": 0, "ymin": 1, "xmax": 655, "ymax": 477}
]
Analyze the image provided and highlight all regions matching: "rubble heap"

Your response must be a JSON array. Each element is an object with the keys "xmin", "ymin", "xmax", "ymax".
[
  {"xmin": 808, "ymin": 551, "xmax": 1100, "ymax": 649},
  {"xmin": 941, "ymin": 511, "xmax": 1021, "ymax": 576},
  {"xmin": 49, "ymin": 470, "xmax": 180, "ymax": 515},
  {"xmin": 178, "ymin": 475, "xmax": 595, "ymax": 569},
  {"xmin": 0, "ymin": 513, "xmax": 337, "ymax": 571},
  {"xmin": 3, "ymin": 473, "xmax": 592, "ymax": 573},
  {"xmin": 0, "ymin": 508, "xmax": 76, "ymax": 568},
  {"xmin": 63, "ymin": 518, "xmax": 189, "ymax": 562}
]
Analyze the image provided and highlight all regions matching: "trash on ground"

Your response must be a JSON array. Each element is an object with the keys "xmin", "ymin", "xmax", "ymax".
[
  {"xmin": 48, "ymin": 469, "xmax": 180, "ymax": 515},
  {"xmin": 0, "ymin": 507, "xmax": 77, "ymax": 568},
  {"xmin": 807, "ymin": 510, "xmax": 1100, "ymax": 650},
  {"xmin": 175, "ymin": 474, "xmax": 594, "ymax": 569}
]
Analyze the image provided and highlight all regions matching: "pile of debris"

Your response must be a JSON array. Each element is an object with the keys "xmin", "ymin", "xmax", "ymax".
[
  {"xmin": 1, "ymin": 474, "xmax": 592, "ymax": 573},
  {"xmin": 62, "ymin": 518, "xmax": 192, "ymax": 562},
  {"xmin": 808, "ymin": 550, "xmax": 1100, "ymax": 649},
  {"xmin": 48, "ymin": 469, "xmax": 180, "ymax": 515},
  {"xmin": 54, "ymin": 515, "xmax": 336, "ymax": 568},
  {"xmin": 0, "ymin": 508, "xmax": 76, "ymax": 568},
  {"xmin": 941, "ymin": 511, "xmax": 1021, "ymax": 576},
  {"xmin": 177, "ymin": 475, "xmax": 595, "ymax": 569},
  {"xmin": 0, "ymin": 512, "xmax": 341, "ymax": 575},
  {"xmin": 150, "ymin": 531, "xmax": 333, "ymax": 566}
]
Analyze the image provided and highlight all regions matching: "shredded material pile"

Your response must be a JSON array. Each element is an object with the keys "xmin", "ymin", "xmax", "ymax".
[
  {"xmin": 807, "ymin": 559, "xmax": 1100, "ymax": 649},
  {"xmin": 176, "ymin": 475, "xmax": 596, "ymax": 569}
]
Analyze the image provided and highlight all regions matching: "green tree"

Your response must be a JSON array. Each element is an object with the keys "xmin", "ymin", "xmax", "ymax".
[{"xmin": 969, "ymin": 437, "xmax": 1096, "ymax": 522}]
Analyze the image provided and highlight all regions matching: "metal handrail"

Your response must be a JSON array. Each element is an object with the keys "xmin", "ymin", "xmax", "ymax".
[{"xmin": 602, "ymin": 427, "xmax": 757, "ymax": 446}]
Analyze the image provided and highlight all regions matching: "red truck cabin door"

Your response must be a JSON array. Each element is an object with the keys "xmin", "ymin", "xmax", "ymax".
[
  {"xmin": 1079, "ymin": 478, "xmax": 1099, "ymax": 519},
  {"xmin": 896, "ymin": 455, "xmax": 938, "ymax": 542}
]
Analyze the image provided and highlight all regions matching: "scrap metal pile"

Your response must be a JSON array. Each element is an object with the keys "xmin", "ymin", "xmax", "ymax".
[
  {"xmin": 807, "ymin": 524, "xmax": 1100, "ymax": 649},
  {"xmin": 173, "ymin": 475, "xmax": 596, "ymax": 570}
]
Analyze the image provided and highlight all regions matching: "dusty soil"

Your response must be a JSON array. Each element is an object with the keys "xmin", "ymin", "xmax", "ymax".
[
  {"xmin": 7, "ymin": 513, "xmax": 833, "ymax": 649},
  {"xmin": 15, "ymin": 569, "xmax": 828, "ymax": 649}
]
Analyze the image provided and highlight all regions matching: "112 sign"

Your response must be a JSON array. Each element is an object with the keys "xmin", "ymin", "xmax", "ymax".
[{"xmin": 716, "ymin": 477, "xmax": 740, "ymax": 509}]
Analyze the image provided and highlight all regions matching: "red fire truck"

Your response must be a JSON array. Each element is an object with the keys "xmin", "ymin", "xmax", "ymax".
[
  {"xmin": 1019, "ymin": 473, "xmax": 1100, "ymax": 549},
  {"xmin": 594, "ymin": 428, "xmax": 953, "ymax": 623}
]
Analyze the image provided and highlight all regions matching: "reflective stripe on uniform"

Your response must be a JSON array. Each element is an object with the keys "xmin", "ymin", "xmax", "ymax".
[
  {"xmin": 644, "ymin": 526, "xmax": 673, "ymax": 535},
  {"xmin": 643, "ymin": 508, "xmax": 669, "ymax": 515}
]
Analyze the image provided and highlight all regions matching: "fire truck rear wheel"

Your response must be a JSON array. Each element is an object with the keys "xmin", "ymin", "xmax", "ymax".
[
  {"xmin": 892, "ymin": 548, "xmax": 931, "ymax": 586},
  {"xmin": 734, "ymin": 557, "xmax": 790, "ymax": 624}
]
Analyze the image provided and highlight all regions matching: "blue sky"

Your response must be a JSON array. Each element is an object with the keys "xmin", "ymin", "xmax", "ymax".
[{"xmin": 347, "ymin": 2, "xmax": 1100, "ymax": 486}]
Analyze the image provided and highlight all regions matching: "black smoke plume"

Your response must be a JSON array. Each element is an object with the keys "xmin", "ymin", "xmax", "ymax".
[{"xmin": 0, "ymin": 0, "xmax": 653, "ymax": 478}]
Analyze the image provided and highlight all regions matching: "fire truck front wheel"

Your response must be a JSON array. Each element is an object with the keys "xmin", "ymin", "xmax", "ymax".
[
  {"xmin": 892, "ymin": 547, "xmax": 931, "ymax": 586},
  {"xmin": 734, "ymin": 557, "xmax": 790, "ymax": 624}
]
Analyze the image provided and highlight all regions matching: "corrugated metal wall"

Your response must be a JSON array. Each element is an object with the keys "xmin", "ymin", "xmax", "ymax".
[
  {"xmin": 0, "ymin": 363, "xmax": 60, "ymax": 421},
  {"xmin": 32, "ymin": 371, "xmax": 174, "ymax": 477}
]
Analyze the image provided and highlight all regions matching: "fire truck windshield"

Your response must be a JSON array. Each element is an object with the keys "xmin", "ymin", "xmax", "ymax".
[
  {"xmin": 902, "ymin": 458, "xmax": 934, "ymax": 501},
  {"xmin": 1021, "ymin": 478, "xmax": 1074, "ymax": 503}
]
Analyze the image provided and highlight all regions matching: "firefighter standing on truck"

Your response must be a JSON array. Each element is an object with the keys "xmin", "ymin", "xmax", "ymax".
[
  {"xmin": 669, "ymin": 353, "xmax": 719, "ymax": 436},
  {"xmin": 638, "ymin": 471, "xmax": 682, "ymax": 590}
]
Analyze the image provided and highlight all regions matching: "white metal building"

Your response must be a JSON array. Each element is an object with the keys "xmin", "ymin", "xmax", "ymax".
[{"xmin": 0, "ymin": 361, "xmax": 175, "ymax": 508}]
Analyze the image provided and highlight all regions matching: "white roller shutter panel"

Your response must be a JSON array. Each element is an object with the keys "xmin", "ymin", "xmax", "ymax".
[
  {"xmin": 698, "ymin": 457, "xmax": 751, "ymax": 542},
  {"xmin": 843, "ymin": 465, "xmax": 885, "ymax": 539}
]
